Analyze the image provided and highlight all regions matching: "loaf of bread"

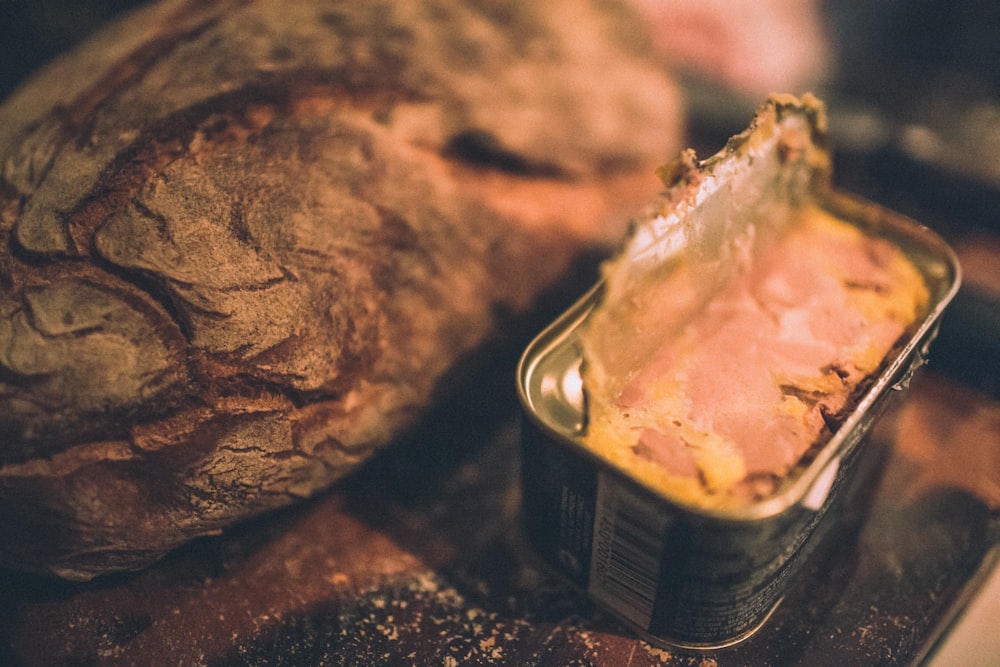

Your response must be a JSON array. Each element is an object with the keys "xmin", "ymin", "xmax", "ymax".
[{"xmin": 0, "ymin": 0, "xmax": 682, "ymax": 579}]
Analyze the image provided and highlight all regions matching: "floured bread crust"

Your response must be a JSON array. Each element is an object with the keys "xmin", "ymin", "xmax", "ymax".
[{"xmin": 0, "ymin": 0, "xmax": 683, "ymax": 579}]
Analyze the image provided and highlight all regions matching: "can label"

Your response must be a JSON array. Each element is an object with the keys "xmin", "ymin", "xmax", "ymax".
[
  {"xmin": 589, "ymin": 471, "xmax": 671, "ymax": 630},
  {"xmin": 520, "ymin": 422, "xmax": 843, "ymax": 647}
]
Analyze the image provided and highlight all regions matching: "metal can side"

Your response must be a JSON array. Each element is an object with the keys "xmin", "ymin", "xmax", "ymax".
[{"xmin": 516, "ymin": 192, "xmax": 961, "ymax": 648}]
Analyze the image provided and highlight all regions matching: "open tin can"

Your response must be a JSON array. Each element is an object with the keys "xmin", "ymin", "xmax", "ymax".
[{"xmin": 516, "ymin": 95, "xmax": 961, "ymax": 648}]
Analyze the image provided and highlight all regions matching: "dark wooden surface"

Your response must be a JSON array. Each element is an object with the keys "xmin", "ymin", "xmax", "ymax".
[{"xmin": 1, "ymin": 352, "xmax": 998, "ymax": 666}]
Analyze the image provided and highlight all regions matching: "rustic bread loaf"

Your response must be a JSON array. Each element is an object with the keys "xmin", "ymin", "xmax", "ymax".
[{"xmin": 0, "ymin": 0, "xmax": 682, "ymax": 579}]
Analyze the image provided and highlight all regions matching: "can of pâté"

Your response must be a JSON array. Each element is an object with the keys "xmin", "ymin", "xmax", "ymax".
[{"xmin": 516, "ymin": 96, "xmax": 961, "ymax": 649}]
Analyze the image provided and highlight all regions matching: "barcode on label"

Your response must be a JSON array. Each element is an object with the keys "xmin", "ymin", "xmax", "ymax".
[{"xmin": 588, "ymin": 471, "xmax": 672, "ymax": 629}]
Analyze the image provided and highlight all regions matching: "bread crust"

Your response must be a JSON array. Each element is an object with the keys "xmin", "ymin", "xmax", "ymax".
[{"xmin": 0, "ymin": 0, "xmax": 682, "ymax": 578}]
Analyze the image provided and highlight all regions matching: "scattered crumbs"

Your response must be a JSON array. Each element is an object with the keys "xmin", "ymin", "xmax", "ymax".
[
  {"xmin": 889, "ymin": 613, "xmax": 913, "ymax": 630},
  {"xmin": 413, "ymin": 572, "xmax": 439, "ymax": 593},
  {"xmin": 376, "ymin": 623, "xmax": 399, "ymax": 641},
  {"xmin": 642, "ymin": 640, "xmax": 677, "ymax": 664},
  {"xmin": 231, "ymin": 566, "xmax": 617, "ymax": 665},
  {"xmin": 95, "ymin": 645, "xmax": 124, "ymax": 660},
  {"xmin": 579, "ymin": 630, "xmax": 600, "ymax": 652},
  {"xmin": 479, "ymin": 634, "xmax": 504, "ymax": 660},
  {"xmin": 698, "ymin": 658, "xmax": 718, "ymax": 667}
]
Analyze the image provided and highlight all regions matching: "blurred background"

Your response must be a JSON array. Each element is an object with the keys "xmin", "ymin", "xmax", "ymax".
[
  {"xmin": 2, "ymin": 0, "xmax": 999, "ymax": 187},
  {"xmin": 3, "ymin": 1, "xmax": 999, "ymax": 166}
]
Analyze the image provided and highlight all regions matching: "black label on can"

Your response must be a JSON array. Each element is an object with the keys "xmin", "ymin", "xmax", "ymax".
[
  {"xmin": 521, "ymin": 422, "xmax": 597, "ymax": 589},
  {"xmin": 589, "ymin": 471, "xmax": 672, "ymax": 630},
  {"xmin": 521, "ymin": 417, "xmax": 844, "ymax": 647}
]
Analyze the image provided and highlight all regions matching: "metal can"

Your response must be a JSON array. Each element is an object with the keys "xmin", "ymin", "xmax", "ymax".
[{"xmin": 516, "ymin": 95, "xmax": 961, "ymax": 648}]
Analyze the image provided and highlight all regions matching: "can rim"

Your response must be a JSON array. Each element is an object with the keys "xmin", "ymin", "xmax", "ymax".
[{"xmin": 517, "ymin": 190, "xmax": 961, "ymax": 523}]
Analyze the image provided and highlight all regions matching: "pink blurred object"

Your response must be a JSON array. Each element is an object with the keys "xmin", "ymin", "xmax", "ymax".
[{"xmin": 630, "ymin": 0, "xmax": 831, "ymax": 95}]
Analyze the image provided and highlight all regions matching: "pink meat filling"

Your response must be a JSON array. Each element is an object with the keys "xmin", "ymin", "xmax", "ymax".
[{"xmin": 583, "ymin": 207, "xmax": 928, "ymax": 499}]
